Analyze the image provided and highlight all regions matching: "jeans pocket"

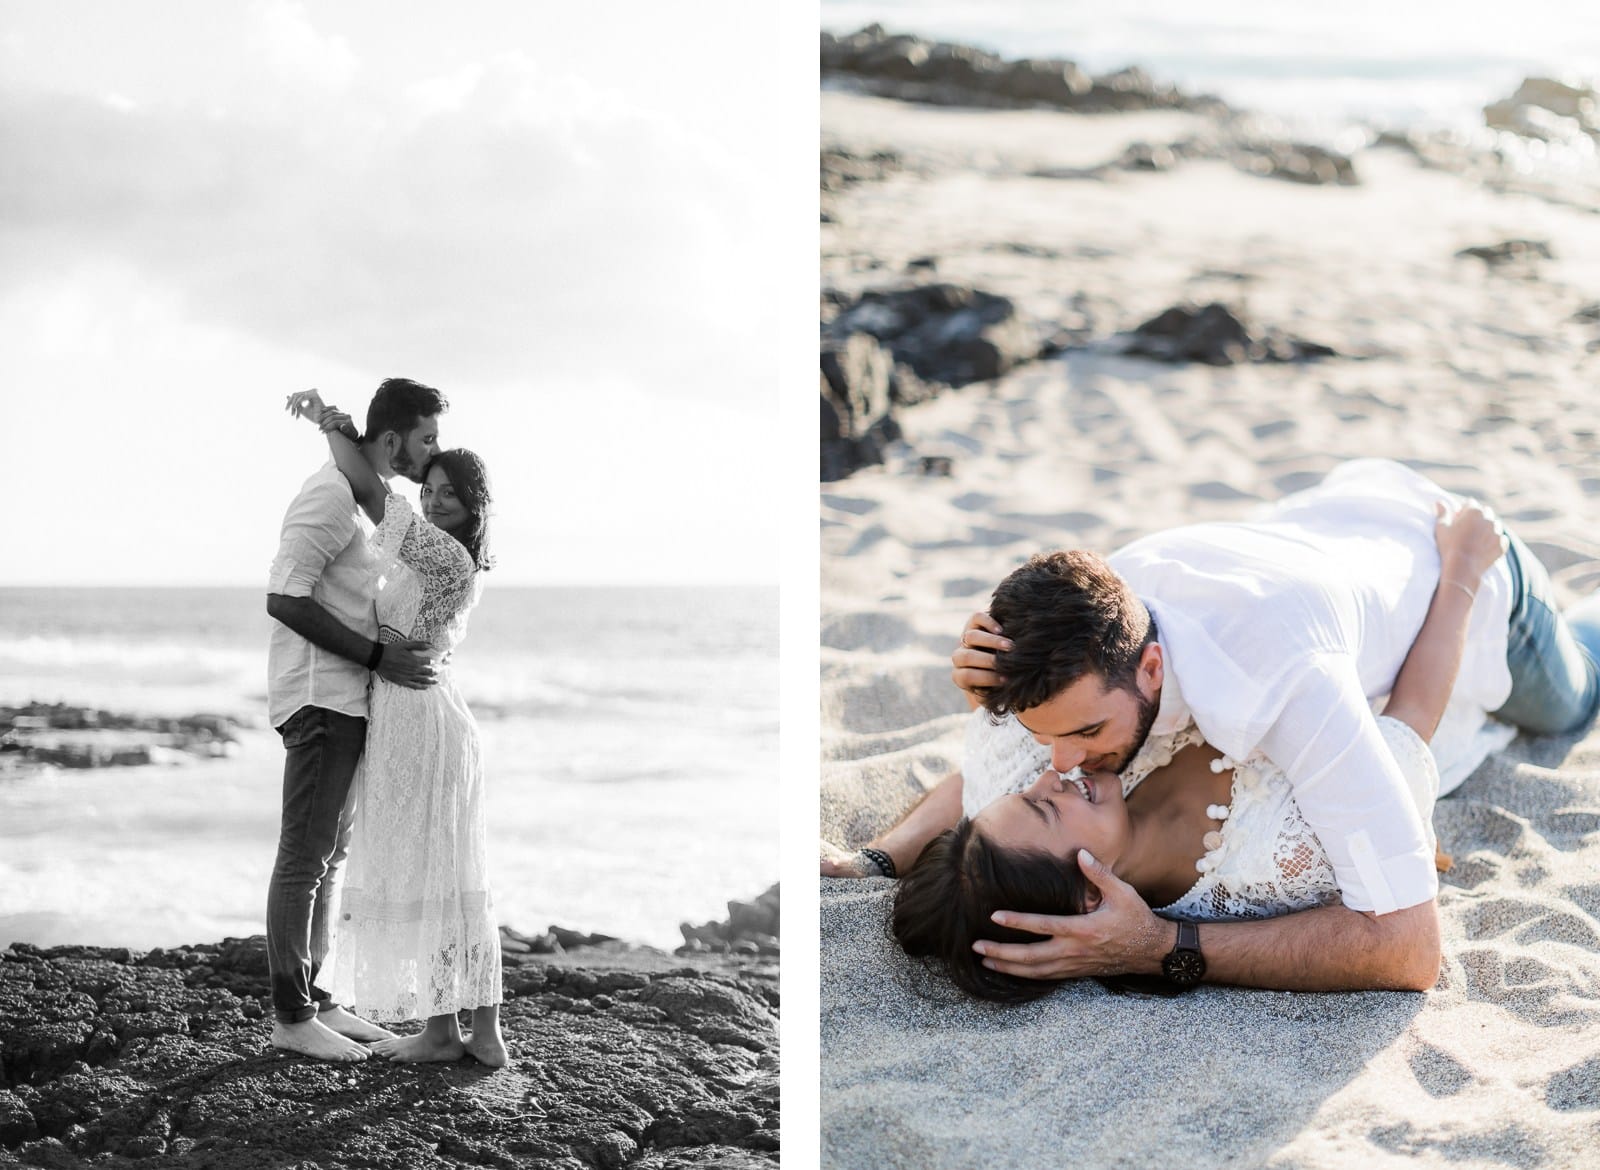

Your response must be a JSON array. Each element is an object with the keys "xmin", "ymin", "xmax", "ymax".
[{"xmin": 278, "ymin": 707, "xmax": 328, "ymax": 749}]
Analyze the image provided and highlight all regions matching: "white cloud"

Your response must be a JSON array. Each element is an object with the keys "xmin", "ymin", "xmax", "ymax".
[{"xmin": 250, "ymin": 0, "xmax": 360, "ymax": 91}]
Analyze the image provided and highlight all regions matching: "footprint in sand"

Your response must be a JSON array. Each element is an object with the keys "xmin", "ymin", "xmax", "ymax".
[
  {"xmin": 1189, "ymin": 481, "xmax": 1261, "ymax": 503},
  {"xmin": 1406, "ymin": 1040, "xmax": 1475, "ymax": 1098},
  {"xmin": 822, "ymin": 494, "xmax": 883, "ymax": 517},
  {"xmin": 821, "ymin": 612, "xmax": 918, "ymax": 653},
  {"xmin": 1440, "ymin": 854, "xmax": 1499, "ymax": 890},
  {"xmin": 1458, "ymin": 895, "xmax": 1544, "ymax": 940},
  {"xmin": 1273, "ymin": 469, "xmax": 1324, "ymax": 494},
  {"xmin": 1539, "ymin": 810, "xmax": 1600, "ymax": 850},
  {"xmin": 1512, "ymin": 909, "xmax": 1600, "ymax": 950},
  {"xmin": 1545, "ymin": 1055, "xmax": 1600, "ymax": 1112},
  {"xmin": 941, "ymin": 577, "xmax": 992, "ymax": 599}
]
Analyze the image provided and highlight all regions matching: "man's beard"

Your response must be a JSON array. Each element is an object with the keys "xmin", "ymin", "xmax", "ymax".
[
  {"xmin": 1113, "ymin": 687, "xmax": 1160, "ymax": 775},
  {"xmin": 391, "ymin": 446, "xmax": 426, "ymax": 484}
]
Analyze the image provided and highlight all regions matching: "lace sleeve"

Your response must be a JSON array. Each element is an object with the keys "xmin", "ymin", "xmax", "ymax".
[
  {"xmin": 392, "ymin": 501, "xmax": 476, "ymax": 639},
  {"xmin": 372, "ymin": 493, "xmax": 416, "ymax": 562},
  {"xmin": 1375, "ymin": 715, "xmax": 1440, "ymax": 851}
]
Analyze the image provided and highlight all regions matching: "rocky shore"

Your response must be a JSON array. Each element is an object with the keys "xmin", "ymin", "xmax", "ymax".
[
  {"xmin": 0, "ymin": 705, "xmax": 253, "ymax": 774},
  {"xmin": 0, "ymin": 890, "xmax": 778, "ymax": 1168}
]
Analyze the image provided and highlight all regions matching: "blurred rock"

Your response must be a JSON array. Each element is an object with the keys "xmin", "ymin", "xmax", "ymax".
[
  {"xmin": 1455, "ymin": 239, "xmax": 1554, "ymax": 268},
  {"xmin": 822, "ymin": 25, "xmax": 1220, "ymax": 115},
  {"xmin": 1122, "ymin": 303, "xmax": 1338, "ymax": 366}
]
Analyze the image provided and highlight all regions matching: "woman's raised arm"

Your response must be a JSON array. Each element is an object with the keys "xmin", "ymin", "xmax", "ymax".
[
  {"xmin": 1384, "ymin": 500, "xmax": 1510, "ymax": 741},
  {"xmin": 286, "ymin": 390, "xmax": 388, "ymax": 525}
]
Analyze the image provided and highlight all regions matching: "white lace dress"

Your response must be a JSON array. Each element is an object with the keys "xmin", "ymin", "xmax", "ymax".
[
  {"xmin": 961, "ymin": 710, "xmax": 1440, "ymax": 921},
  {"xmin": 323, "ymin": 495, "xmax": 502, "ymax": 1019}
]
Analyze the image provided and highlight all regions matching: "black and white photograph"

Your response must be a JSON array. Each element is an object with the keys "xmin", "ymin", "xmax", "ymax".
[{"xmin": 1, "ymin": 3, "xmax": 781, "ymax": 1165}]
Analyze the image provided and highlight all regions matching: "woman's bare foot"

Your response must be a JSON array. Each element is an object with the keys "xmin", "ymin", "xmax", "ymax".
[
  {"xmin": 318, "ymin": 1005, "xmax": 398, "ymax": 1043},
  {"xmin": 462, "ymin": 1028, "xmax": 509, "ymax": 1068},
  {"xmin": 370, "ymin": 1031, "xmax": 466, "ymax": 1063},
  {"xmin": 271, "ymin": 1017, "xmax": 369, "ymax": 1062}
]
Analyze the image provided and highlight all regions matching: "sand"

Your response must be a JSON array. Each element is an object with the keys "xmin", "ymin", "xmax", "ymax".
[{"xmin": 820, "ymin": 89, "xmax": 1600, "ymax": 1168}]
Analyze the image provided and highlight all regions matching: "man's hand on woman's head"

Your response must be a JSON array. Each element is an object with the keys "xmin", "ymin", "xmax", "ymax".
[
  {"xmin": 951, "ymin": 611, "xmax": 1013, "ymax": 702},
  {"xmin": 974, "ymin": 850, "xmax": 1170, "ymax": 980}
]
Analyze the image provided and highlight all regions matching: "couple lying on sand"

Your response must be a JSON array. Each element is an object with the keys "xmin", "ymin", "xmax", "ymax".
[{"xmin": 824, "ymin": 459, "xmax": 1600, "ymax": 999}]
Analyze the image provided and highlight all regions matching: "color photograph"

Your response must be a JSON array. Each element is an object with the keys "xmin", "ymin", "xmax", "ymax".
[
  {"xmin": 819, "ymin": 3, "xmax": 1600, "ymax": 1166},
  {"xmin": 1, "ymin": 3, "xmax": 779, "ymax": 1165}
]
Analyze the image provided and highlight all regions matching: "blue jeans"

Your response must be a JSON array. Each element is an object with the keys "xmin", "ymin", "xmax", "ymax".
[
  {"xmin": 1492, "ymin": 534, "xmax": 1600, "ymax": 734},
  {"xmin": 265, "ymin": 705, "xmax": 365, "ymax": 1024}
]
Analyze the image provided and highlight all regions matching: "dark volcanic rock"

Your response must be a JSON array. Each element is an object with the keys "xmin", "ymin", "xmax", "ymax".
[
  {"xmin": 822, "ymin": 24, "xmax": 1218, "ymax": 115},
  {"xmin": 0, "ymin": 938, "xmax": 777, "ymax": 1168},
  {"xmin": 1, "ymin": 704, "xmax": 252, "ymax": 773},
  {"xmin": 677, "ymin": 885, "xmax": 780, "ymax": 959},
  {"xmin": 820, "ymin": 284, "xmax": 1039, "ymax": 480},
  {"xmin": 1122, "ymin": 303, "xmax": 1337, "ymax": 366},
  {"xmin": 832, "ymin": 283, "xmax": 1036, "ymax": 386}
]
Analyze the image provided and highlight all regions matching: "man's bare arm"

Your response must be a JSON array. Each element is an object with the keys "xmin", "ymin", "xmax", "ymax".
[
  {"xmin": 979, "ymin": 853, "xmax": 1441, "ymax": 991},
  {"xmin": 820, "ymin": 769, "xmax": 966, "ymax": 876},
  {"xmin": 266, "ymin": 594, "xmax": 437, "ymax": 690}
]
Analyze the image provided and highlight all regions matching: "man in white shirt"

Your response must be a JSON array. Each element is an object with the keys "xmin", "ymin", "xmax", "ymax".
[
  {"xmin": 834, "ymin": 460, "xmax": 1600, "ymax": 991},
  {"xmin": 263, "ymin": 377, "xmax": 446, "ymax": 1061}
]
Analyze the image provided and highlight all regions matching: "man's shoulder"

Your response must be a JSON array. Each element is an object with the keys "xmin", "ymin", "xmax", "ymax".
[{"xmin": 290, "ymin": 461, "xmax": 357, "ymax": 507}]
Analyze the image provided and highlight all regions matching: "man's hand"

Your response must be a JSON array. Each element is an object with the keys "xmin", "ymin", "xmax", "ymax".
[
  {"xmin": 951, "ymin": 611, "xmax": 1012, "ymax": 702},
  {"xmin": 375, "ymin": 640, "xmax": 441, "ymax": 690},
  {"xmin": 973, "ymin": 850, "xmax": 1171, "ymax": 980}
]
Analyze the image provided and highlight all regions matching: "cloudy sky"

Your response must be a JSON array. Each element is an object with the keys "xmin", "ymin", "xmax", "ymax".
[{"xmin": 2, "ymin": 0, "xmax": 782, "ymax": 585}]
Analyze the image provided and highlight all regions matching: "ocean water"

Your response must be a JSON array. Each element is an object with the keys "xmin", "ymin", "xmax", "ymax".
[
  {"xmin": 0, "ymin": 585, "xmax": 777, "ymax": 951},
  {"xmin": 823, "ymin": 0, "xmax": 1600, "ymax": 136}
]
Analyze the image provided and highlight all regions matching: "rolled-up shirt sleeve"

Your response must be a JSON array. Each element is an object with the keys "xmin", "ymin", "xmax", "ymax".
[
  {"xmin": 268, "ymin": 477, "xmax": 357, "ymax": 599},
  {"xmin": 1260, "ymin": 653, "xmax": 1438, "ymax": 914}
]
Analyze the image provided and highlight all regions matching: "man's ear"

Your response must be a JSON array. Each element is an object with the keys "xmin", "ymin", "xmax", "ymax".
[{"xmin": 1140, "ymin": 640, "xmax": 1163, "ymax": 695}]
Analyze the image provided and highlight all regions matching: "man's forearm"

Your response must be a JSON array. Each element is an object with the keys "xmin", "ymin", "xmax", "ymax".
[
  {"xmin": 1169, "ymin": 901, "xmax": 1441, "ymax": 992},
  {"xmin": 267, "ymin": 594, "xmax": 376, "ymax": 669},
  {"xmin": 872, "ymin": 770, "xmax": 966, "ymax": 871}
]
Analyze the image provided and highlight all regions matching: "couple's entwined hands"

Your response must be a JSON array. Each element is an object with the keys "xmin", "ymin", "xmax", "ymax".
[{"xmin": 284, "ymin": 390, "xmax": 356, "ymax": 439}]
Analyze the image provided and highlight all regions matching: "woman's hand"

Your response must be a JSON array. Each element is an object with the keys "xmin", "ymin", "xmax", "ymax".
[
  {"xmin": 1435, "ymin": 499, "xmax": 1508, "ymax": 592},
  {"xmin": 951, "ymin": 611, "xmax": 1012, "ymax": 702},
  {"xmin": 285, "ymin": 389, "xmax": 327, "ymax": 422}
]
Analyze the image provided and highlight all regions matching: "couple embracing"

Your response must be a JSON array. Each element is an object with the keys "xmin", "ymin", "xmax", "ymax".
[
  {"xmin": 264, "ymin": 378, "xmax": 503, "ymax": 1063},
  {"xmin": 829, "ymin": 459, "xmax": 1600, "ymax": 999}
]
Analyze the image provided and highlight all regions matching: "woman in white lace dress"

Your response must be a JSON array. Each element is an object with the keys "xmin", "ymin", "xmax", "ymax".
[
  {"xmin": 891, "ymin": 503, "xmax": 1506, "ymax": 1002},
  {"xmin": 291, "ymin": 392, "xmax": 506, "ymax": 1065}
]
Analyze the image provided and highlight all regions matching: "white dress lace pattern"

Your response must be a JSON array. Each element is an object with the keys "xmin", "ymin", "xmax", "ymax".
[
  {"xmin": 323, "ymin": 495, "xmax": 501, "ymax": 1019},
  {"xmin": 960, "ymin": 709, "xmax": 1440, "ymax": 922}
]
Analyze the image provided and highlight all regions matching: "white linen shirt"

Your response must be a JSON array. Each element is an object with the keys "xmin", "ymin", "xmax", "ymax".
[
  {"xmin": 1111, "ymin": 459, "xmax": 1514, "ymax": 914},
  {"xmin": 266, "ymin": 461, "xmax": 378, "ymax": 729}
]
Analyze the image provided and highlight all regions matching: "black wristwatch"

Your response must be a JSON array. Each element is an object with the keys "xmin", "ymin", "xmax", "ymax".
[{"xmin": 1161, "ymin": 920, "xmax": 1206, "ymax": 989}]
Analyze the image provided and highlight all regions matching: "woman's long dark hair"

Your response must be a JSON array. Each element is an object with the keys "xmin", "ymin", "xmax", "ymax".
[
  {"xmin": 425, "ymin": 448, "xmax": 495, "ymax": 572},
  {"xmin": 891, "ymin": 819, "xmax": 1093, "ymax": 1004}
]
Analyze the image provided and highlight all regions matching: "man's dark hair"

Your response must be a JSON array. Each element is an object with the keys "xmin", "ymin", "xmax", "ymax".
[
  {"xmin": 981, "ymin": 550, "xmax": 1154, "ymax": 717},
  {"xmin": 364, "ymin": 377, "xmax": 448, "ymax": 442},
  {"xmin": 891, "ymin": 819, "xmax": 1092, "ymax": 1004}
]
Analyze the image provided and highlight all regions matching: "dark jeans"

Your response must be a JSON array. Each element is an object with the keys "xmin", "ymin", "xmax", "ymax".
[
  {"xmin": 1493, "ymin": 533, "xmax": 1600, "ymax": 734},
  {"xmin": 266, "ymin": 705, "xmax": 366, "ymax": 1024}
]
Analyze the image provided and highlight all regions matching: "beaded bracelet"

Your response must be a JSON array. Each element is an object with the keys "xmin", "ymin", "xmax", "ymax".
[{"xmin": 859, "ymin": 847, "xmax": 897, "ymax": 879}]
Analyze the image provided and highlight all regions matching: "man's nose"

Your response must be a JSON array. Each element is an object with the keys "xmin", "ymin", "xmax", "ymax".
[{"xmin": 1050, "ymin": 741, "xmax": 1087, "ymax": 772}]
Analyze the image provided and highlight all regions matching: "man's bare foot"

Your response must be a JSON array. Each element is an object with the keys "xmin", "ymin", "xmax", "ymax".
[
  {"xmin": 370, "ymin": 1032, "xmax": 466, "ymax": 1063},
  {"xmin": 318, "ymin": 1005, "xmax": 398, "ymax": 1042},
  {"xmin": 271, "ymin": 1017, "xmax": 369, "ymax": 1062},
  {"xmin": 462, "ymin": 1028, "xmax": 509, "ymax": 1068}
]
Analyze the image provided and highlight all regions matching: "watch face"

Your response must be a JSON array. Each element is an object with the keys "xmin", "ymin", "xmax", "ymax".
[{"xmin": 1162, "ymin": 950, "xmax": 1205, "ymax": 986}]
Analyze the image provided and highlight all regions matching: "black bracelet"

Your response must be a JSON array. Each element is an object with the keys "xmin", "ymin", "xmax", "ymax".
[
  {"xmin": 859, "ymin": 847, "xmax": 897, "ymax": 879},
  {"xmin": 366, "ymin": 641, "xmax": 384, "ymax": 671}
]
